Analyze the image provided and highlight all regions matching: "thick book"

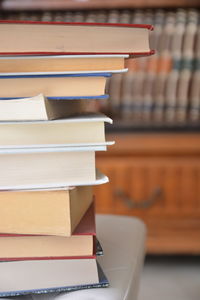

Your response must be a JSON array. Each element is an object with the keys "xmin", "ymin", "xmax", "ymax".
[
  {"xmin": 0, "ymin": 113, "xmax": 113, "ymax": 148},
  {"xmin": 0, "ymin": 54, "xmax": 128, "ymax": 74},
  {"xmin": 0, "ymin": 201, "xmax": 96, "ymax": 260},
  {"xmin": 0, "ymin": 260, "xmax": 108, "ymax": 297},
  {"xmin": 0, "ymin": 21, "xmax": 154, "ymax": 57},
  {"xmin": 0, "ymin": 185, "xmax": 93, "ymax": 236},
  {"xmin": 0, "ymin": 147, "xmax": 109, "ymax": 190},
  {"xmin": 0, "ymin": 72, "xmax": 111, "ymax": 98}
]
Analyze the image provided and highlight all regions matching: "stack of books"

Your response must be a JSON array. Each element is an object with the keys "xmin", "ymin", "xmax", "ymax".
[{"xmin": 0, "ymin": 21, "xmax": 153, "ymax": 297}]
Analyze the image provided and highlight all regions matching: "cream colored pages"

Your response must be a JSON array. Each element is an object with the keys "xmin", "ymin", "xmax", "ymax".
[
  {"xmin": 0, "ymin": 55, "xmax": 128, "ymax": 73},
  {"xmin": 0, "ymin": 235, "xmax": 93, "ymax": 257},
  {"xmin": 0, "ymin": 76, "xmax": 106, "ymax": 97},
  {"xmin": 0, "ymin": 94, "xmax": 48, "ymax": 121},
  {"xmin": 0, "ymin": 150, "xmax": 96, "ymax": 189},
  {"xmin": 0, "ymin": 113, "xmax": 112, "ymax": 147},
  {"xmin": 0, "ymin": 23, "xmax": 150, "ymax": 53}
]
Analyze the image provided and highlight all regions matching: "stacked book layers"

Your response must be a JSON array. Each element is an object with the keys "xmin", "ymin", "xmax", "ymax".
[{"xmin": 0, "ymin": 21, "xmax": 153, "ymax": 297}]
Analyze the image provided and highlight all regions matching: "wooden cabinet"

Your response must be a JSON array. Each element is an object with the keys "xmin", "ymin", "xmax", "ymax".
[{"xmin": 95, "ymin": 133, "xmax": 200, "ymax": 254}]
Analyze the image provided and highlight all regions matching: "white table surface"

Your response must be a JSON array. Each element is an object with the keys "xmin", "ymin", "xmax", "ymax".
[{"xmin": 1, "ymin": 215, "xmax": 146, "ymax": 300}]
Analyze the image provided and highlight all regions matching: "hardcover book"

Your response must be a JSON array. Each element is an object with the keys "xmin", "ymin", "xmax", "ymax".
[
  {"xmin": 0, "ymin": 260, "xmax": 108, "ymax": 297},
  {"xmin": 0, "ymin": 185, "xmax": 93, "ymax": 236},
  {"xmin": 0, "ymin": 113, "xmax": 113, "ymax": 147},
  {"xmin": 0, "ymin": 72, "xmax": 111, "ymax": 98},
  {"xmin": 0, "ymin": 147, "xmax": 109, "ymax": 190},
  {"xmin": 0, "ymin": 21, "xmax": 154, "ymax": 57},
  {"xmin": 0, "ymin": 54, "xmax": 128, "ymax": 74}
]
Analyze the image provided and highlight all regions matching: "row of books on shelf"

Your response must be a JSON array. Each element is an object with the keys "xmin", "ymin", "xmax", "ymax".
[
  {"xmin": 2, "ymin": 8, "xmax": 199, "ymax": 125},
  {"xmin": 106, "ymin": 8, "xmax": 200, "ymax": 125},
  {"xmin": 0, "ymin": 21, "xmax": 152, "ymax": 297}
]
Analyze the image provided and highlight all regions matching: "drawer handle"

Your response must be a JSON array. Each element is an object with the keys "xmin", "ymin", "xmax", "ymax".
[{"xmin": 114, "ymin": 187, "xmax": 163, "ymax": 209}]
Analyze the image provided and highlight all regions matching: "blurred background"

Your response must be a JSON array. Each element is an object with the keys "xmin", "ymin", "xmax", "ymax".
[{"xmin": 0, "ymin": 0, "xmax": 200, "ymax": 299}]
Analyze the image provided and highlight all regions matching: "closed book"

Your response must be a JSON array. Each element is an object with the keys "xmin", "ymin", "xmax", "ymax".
[
  {"xmin": 0, "ymin": 54, "xmax": 128, "ymax": 74},
  {"xmin": 0, "ymin": 147, "xmax": 108, "ymax": 190},
  {"xmin": 0, "ymin": 21, "xmax": 154, "ymax": 57},
  {"xmin": 0, "ymin": 201, "xmax": 96, "ymax": 260},
  {"xmin": 0, "ymin": 113, "xmax": 113, "ymax": 147},
  {"xmin": 0, "ymin": 72, "xmax": 111, "ymax": 99},
  {"xmin": 0, "ymin": 185, "xmax": 93, "ymax": 236},
  {"xmin": 0, "ymin": 260, "xmax": 108, "ymax": 297}
]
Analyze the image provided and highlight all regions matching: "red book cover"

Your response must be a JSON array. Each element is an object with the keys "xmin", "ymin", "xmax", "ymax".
[
  {"xmin": 0, "ymin": 201, "xmax": 97, "ymax": 261},
  {"xmin": 0, "ymin": 21, "xmax": 155, "ymax": 57}
]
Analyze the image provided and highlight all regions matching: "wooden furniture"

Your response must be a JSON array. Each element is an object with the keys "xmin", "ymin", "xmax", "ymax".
[{"xmin": 95, "ymin": 133, "xmax": 200, "ymax": 254}]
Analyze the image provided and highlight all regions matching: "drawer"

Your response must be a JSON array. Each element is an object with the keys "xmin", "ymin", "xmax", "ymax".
[{"xmin": 95, "ymin": 156, "xmax": 200, "ymax": 217}]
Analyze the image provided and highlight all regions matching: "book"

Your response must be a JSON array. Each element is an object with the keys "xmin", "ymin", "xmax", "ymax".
[
  {"xmin": 0, "ymin": 113, "xmax": 113, "ymax": 147},
  {"xmin": 0, "ymin": 201, "xmax": 96, "ymax": 260},
  {"xmin": 0, "ymin": 185, "xmax": 93, "ymax": 236},
  {"xmin": 0, "ymin": 54, "xmax": 128, "ymax": 74},
  {"xmin": 0, "ymin": 260, "xmax": 108, "ymax": 297},
  {"xmin": 0, "ymin": 147, "xmax": 109, "ymax": 190},
  {"xmin": 0, "ymin": 21, "xmax": 154, "ymax": 57},
  {"xmin": 0, "ymin": 94, "xmax": 109, "ymax": 121},
  {"xmin": 0, "ymin": 72, "xmax": 111, "ymax": 99}
]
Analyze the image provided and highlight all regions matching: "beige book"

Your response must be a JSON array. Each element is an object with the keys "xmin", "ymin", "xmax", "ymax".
[
  {"xmin": 0, "ymin": 259, "xmax": 99, "ymax": 295},
  {"xmin": 0, "ymin": 146, "xmax": 109, "ymax": 190},
  {"xmin": 0, "ymin": 22, "xmax": 152, "ymax": 55},
  {"xmin": 0, "ymin": 185, "xmax": 93, "ymax": 236},
  {"xmin": 0, "ymin": 74, "xmax": 108, "ymax": 98},
  {"xmin": 0, "ymin": 54, "xmax": 127, "ymax": 74},
  {"xmin": 0, "ymin": 113, "xmax": 113, "ymax": 147}
]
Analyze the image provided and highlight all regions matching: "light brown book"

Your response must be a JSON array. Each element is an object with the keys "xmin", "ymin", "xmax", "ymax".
[
  {"xmin": 0, "ymin": 185, "xmax": 93, "ymax": 236},
  {"xmin": 0, "ymin": 55, "xmax": 127, "ymax": 74},
  {"xmin": 0, "ymin": 72, "xmax": 110, "ymax": 98},
  {"xmin": 0, "ymin": 21, "xmax": 153, "ymax": 56}
]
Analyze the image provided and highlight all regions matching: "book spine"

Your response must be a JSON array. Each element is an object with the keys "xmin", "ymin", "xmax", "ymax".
[
  {"xmin": 165, "ymin": 9, "xmax": 186, "ymax": 123},
  {"xmin": 176, "ymin": 9, "xmax": 198, "ymax": 123},
  {"xmin": 153, "ymin": 12, "xmax": 175, "ymax": 123},
  {"xmin": 189, "ymin": 17, "xmax": 200, "ymax": 122}
]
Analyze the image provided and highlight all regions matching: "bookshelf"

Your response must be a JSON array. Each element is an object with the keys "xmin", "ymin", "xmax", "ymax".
[
  {"xmin": 1, "ymin": 0, "xmax": 200, "ymax": 10},
  {"xmin": 0, "ymin": 3, "xmax": 200, "ymax": 254}
]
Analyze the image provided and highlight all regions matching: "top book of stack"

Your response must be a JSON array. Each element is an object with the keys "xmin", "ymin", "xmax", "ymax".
[{"xmin": 0, "ymin": 21, "xmax": 154, "ymax": 57}]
